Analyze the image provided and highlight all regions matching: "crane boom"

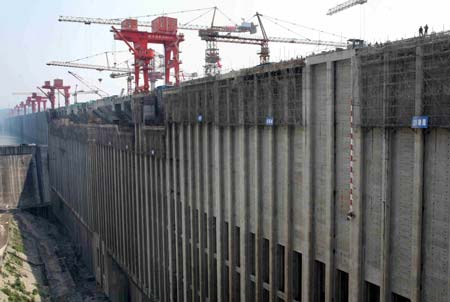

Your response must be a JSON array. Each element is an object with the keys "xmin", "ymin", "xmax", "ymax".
[
  {"xmin": 327, "ymin": 0, "xmax": 368, "ymax": 16},
  {"xmin": 58, "ymin": 16, "xmax": 255, "ymax": 33},
  {"xmin": 200, "ymin": 32, "xmax": 347, "ymax": 47},
  {"xmin": 47, "ymin": 61, "xmax": 131, "ymax": 73}
]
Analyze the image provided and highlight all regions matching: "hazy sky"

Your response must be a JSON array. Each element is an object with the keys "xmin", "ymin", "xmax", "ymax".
[{"xmin": 0, "ymin": 0, "xmax": 448, "ymax": 108}]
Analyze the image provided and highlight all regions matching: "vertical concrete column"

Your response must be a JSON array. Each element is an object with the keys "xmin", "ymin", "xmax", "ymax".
[
  {"xmin": 119, "ymin": 149, "xmax": 125, "ymax": 268},
  {"xmin": 267, "ymin": 75, "xmax": 277, "ymax": 302},
  {"xmin": 209, "ymin": 81, "xmax": 220, "ymax": 302},
  {"xmin": 159, "ymin": 156, "xmax": 168, "ymax": 301},
  {"xmin": 167, "ymin": 124, "xmax": 174, "ymax": 301},
  {"xmin": 267, "ymin": 128, "xmax": 275, "ymax": 302},
  {"xmin": 102, "ymin": 145, "xmax": 108, "ymax": 251},
  {"xmin": 121, "ymin": 147, "xmax": 127, "ymax": 272},
  {"xmin": 157, "ymin": 150, "xmax": 164, "ymax": 298},
  {"xmin": 179, "ymin": 125, "xmax": 189, "ymax": 302},
  {"xmin": 204, "ymin": 123, "xmax": 214, "ymax": 301},
  {"xmin": 171, "ymin": 123, "xmax": 181, "ymax": 301},
  {"xmin": 284, "ymin": 75, "xmax": 294, "ymax": 302},
  {"xmin": 254, "ymin": 76, "xmax": 263, "ymax": 302},
  {"xmin": 143, "ymin": 149, "xmax": 151, "ymax": 295},
  {"xmin": 325, "ymin": 60, "xmax": 336, "ymax": 302},
  {"xmin": 411, "ymin": 45, "xmax": 424, "ymax": 302},
  {"xmin": 114, "ymin": 143, "xmax": 120, "ymax": 260},
  {"xmin": 350, "ymin": 52, "xmax": 364, "ymax": 302},
  {"xmin": 134, "ymin": 124, "xmax": 142, "ymax": 284},
  {"xmin": 236, "ymin": 87, "xmax": 248, "ymax": 302},
  {"xmin": 128, "ymin": 147, "xmax": 135, "ymax": 281},
  {"xmin": 38, "ymin": 146, "xmax": 50, "ymax": 203},
  {"xmin": 213, "ymin": 124, "xmax": 223, "ymax": 302},
  {"xmin": 195, "ymin": 120, "xmax": 204, "ymax": 302},
  {"xmin": 31, "ymin": 151, "xmax": 41, "ymax": 204},
  {"xmin": 225, "ymin": 127, "xmax": 234, "ymax": 302},
  {"xmin": 112, "ymin": 144, "xmax": 118, "ymax": 259},
  {"xmin": 381, "ymin": 52, "xmax": 392, "ymax": 302},
  {"xmin": 141, "ymin": 132, "xmax": 148, "ymax": 292},
  {"xmin": 302, "ymin": 64, "xmax": 314, "ymax": 302},
  {"xmin": 187, "ymin": 123, "xmax": 196, "ymax": 302}
]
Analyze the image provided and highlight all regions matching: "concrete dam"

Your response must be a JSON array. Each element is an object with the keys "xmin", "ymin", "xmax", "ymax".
[{"xmin": 4, "ymin": 33, "xmax": 450, "ymax": 302}]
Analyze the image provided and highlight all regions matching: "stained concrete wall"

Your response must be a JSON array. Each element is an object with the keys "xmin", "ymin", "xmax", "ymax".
[{"xmin": 0, "ymin": 145, "xmax": 49, "ymax": 209}]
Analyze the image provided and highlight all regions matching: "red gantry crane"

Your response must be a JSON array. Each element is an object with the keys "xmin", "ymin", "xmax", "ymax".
[
  {"xmin": 111, "ymin": 17, "xmax": 184, "ymax": 92},
  {"xmin": 11, "ymin": 92, "xmax": 48, "ymax": 114},
  {"xmin": 58, "ymin": 16, "xmax": 185, "ymax": 93},
  {"xmin": 41, "ymin": 79, "xmax": 71, "ymax": 109},
  {"xmin": 31, "ymin": 93, "xmax": 48, "ymax": 112}
]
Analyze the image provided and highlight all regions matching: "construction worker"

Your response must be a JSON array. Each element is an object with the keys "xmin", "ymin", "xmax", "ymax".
[
  {"xmin": 424, "ymin": 24, "xmax": 429, "ymax": 35},
  {"xmin": 419, "ymin": 26, "xmax": 423, "ymax": 36}
]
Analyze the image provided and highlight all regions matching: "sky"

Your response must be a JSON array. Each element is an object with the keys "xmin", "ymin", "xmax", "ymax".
[{"xmin": 0, "ymin": 0, "xmax": 449, "ymax": 109}]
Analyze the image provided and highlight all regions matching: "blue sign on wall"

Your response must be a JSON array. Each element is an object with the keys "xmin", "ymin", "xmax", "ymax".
[
  {"xmin": 412, "ymin": 116, "xmax": 429, "ymax": 128},
  {"xmin": 197, "ymin": 114, "xmax": 203, "ymax": 122},
  {"xmin": 266, "ymin": 116, "xmax": 274, "ymax": 126}
]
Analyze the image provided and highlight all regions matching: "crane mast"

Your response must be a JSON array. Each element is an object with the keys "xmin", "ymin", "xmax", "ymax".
[{"xmin": 256, "ymin": 12, "xmax": 269, "ymax": 64}]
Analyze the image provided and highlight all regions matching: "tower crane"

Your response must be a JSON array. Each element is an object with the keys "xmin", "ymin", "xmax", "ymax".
[
  {"xmin": 68, "ymin": 71, "xmax": 109, "ymax": 100},
  {"xmin": 199, "ymin": 12, "xmax": 347, "ymax": 64}
]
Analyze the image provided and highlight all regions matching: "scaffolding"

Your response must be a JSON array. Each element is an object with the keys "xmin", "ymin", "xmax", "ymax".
[
  {"xmin": 165, "ymin": 59, "xmax": 304, "ymax": 127},
  {"xmin": 359, "ymin": 31, "xmax": 450, "ymax": 128}
]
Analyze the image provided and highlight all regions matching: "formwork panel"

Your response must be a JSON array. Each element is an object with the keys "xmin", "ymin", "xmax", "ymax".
[
  {"xmin": 422, "ymin": 129, "xmax": 450, "ymax": 302},
  {"xmin": 390, "ymin": 129, "xmax": 414, "ymax": 297},
  {"xmin": 334, "ymin": 59, "xmax": 352, "ymax": 271}
]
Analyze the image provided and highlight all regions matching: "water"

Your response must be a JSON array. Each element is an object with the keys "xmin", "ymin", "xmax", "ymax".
[{"xmin": 0, "ymin": 135, "xmax": 24, "ymax": 146}]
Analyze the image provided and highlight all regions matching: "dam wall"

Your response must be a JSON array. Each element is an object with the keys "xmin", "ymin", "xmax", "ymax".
[{"xmin": 9, "ymin": 33, "xmax": 450, "ymax": 302}]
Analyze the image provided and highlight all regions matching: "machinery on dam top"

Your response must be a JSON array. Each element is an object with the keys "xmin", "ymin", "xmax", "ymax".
[{"xmin": 10, "ymin": 6, "xmax": 349, "ymax": 116}]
